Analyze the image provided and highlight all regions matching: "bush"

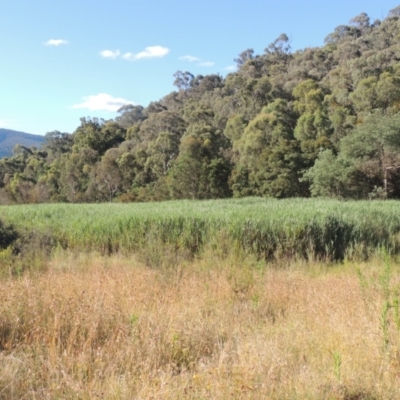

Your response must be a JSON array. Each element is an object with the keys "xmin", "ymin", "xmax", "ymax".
[{"xmin": 0, "ymin": 219, "xmax": 18, "ymax": 249}]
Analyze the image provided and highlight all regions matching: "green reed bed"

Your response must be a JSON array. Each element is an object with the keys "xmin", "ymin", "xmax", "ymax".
[{"xmin": 1, "ymin": 197, "xmax": 400, "ymax": 261}]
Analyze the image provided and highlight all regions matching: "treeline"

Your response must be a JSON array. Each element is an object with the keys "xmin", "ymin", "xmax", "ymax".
[{"xmin": 3, "ymin": 6, "xmax": 400, "ymax": 203}]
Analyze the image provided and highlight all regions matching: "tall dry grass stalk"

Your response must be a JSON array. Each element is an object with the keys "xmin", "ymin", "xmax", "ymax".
[{"xmin": 1, "ymin": 252, "xmax": 400, "ymax": 399}]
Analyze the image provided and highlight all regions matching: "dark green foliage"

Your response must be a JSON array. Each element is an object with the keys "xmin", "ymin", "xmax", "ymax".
[
  {"xmin": 73, "ymin": 118, "xmax": 125, "ymax": 156},
  {"xmin": 306, "ymin": 113, "xmax": 400, "ymax": 198},
  {"xmin": 0, "ymin": 220, "xmax": 18, "ymax": 249},
  {"xmin": 115, "ymin": 105, "xmax": 146, "ymax": 129},
  {"xmin": 254, "ymin": 139, "xmax": 308, "ymax": 198},
  {"xmin": 44, "ymin": 131, "xmax": 73, "ymax": 157}
]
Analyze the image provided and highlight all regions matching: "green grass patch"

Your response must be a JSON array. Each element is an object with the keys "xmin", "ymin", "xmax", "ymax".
[{"xmin": 1, "ymin": 197, "xmax": 400, "ymax": 263}]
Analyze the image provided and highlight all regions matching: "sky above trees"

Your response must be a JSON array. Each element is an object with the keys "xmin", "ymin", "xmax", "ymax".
[{"xmin": 1, "ymin": 0, "xmax": 399, "ymax": 135}]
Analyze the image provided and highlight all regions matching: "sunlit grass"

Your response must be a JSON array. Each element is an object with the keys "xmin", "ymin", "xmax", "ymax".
[
  {"xmin": 1, "ymin": 197, "xmax": 400, "ymax": 261},
  {"xmin": 1, "ymin": 253, "xmax": 399, "ymax": 399}
]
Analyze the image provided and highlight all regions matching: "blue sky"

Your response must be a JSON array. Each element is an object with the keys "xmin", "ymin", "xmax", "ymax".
[{"xmin": 1, "ymin": 0, "xmax": 399, "ymax": 136}]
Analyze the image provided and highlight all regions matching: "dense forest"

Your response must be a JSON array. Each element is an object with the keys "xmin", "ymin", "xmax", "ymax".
[{"xmin": 3, "ymin": 6, "xmax": 400, "ymax": 203}]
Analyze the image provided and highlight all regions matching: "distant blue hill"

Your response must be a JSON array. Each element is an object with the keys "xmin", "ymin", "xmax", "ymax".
[{"xmin": 0, "ymin": 128, "xmax": 45, "ymax": 158}]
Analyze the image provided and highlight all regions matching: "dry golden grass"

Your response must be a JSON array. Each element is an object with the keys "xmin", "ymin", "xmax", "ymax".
[{"xmin": 1, "ymin": 252, "xmax": 400, "ymax": 399}]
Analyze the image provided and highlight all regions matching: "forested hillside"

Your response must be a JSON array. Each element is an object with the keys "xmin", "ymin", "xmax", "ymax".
[{"xmin": 3, "ymin": 5, "xmax": 400, "ymax": 203}]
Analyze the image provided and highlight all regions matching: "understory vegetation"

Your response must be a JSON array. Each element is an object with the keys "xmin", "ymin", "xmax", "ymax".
[
  {"xmin": 1, "ymin": 252, "xmax": 400, "ymax": 399},
  {"xmin": 2, "ymin": 6, "xmax": 400, "ymax": 203}
]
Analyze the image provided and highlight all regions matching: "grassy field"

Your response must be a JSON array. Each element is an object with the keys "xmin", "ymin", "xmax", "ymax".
[
  {"xmin": 2, "ymin": 198, "xmax": 400, "ymax": 398},
  {"xmin": 2, "ymin": 197, "xmax": 400, "ymax": 263},
  {"xmin": 1, "ymin": 252, "xmax": 400, "ymax": 399}
]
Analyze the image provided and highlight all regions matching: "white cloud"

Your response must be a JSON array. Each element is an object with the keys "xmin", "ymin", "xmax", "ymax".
[
  {"xmin": 225, "ymin": 65, "xmax": 236, "ymax": 71},
  {"xmin": 121, "ymin": 52, "xmax": 135, "ymax": 61},
  {"xmin": 180, "ymin": 54, "xmax": 215, "ymax": 67},
  {"xmin": 44, "ymin": 39, "xmax": 69, "ymax": 46},
  {"xmin": 198, "ymin": 61, "xmax": 215, "ymax": 67},
  {"xmin": 72, "ymin": 94, "xmax": 134, "ymax": 112},
  {"xmin": 180, "ymin": 55, "xmax": 200, "ymax": 62},
  {"xmin": 100, "ymin": 50, "xmax": 120, "ymax": 59},
  {"xmin": 122, "ymin": 46, "xmax": 169, "ymax": 61}
]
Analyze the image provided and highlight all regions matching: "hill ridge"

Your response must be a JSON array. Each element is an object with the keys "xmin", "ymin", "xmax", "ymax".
[{"xmin": 0, "ymin": 128, "xmax": 45, "ymax": 158}]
